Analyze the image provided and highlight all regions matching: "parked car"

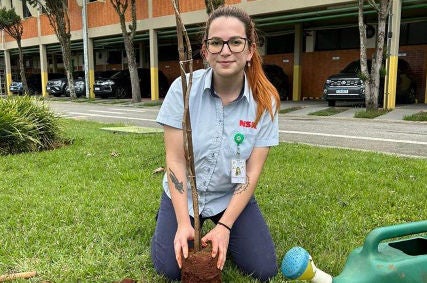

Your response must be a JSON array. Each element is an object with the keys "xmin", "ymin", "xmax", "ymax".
[
  {"xmin": 65, "ymin": 70, "xmax": 120, "ymax": 97},
  {"xmin": 262, "ymin": 64, "xmax": 290, "ymax": 101},
  {"xmin": 10, "ymin": 73, "xmax": 66, "ymax": 95},
  {"xmin": 47, "ymin": 71, "xmax": 88, "ymax": 97},
  {"xmin": 93, "ymin": 68, "xmax": 169, "ymax": 99},
  {"xmin": 323, "ymin": 58, "xmax": 416, "ymax": 106},
  {"xmin": 10, "ymin": 74, "xmax": 38, "ymax": 95},
  {"xmin": 46, "ymin": 73, "xmax": 68, "ymax": 97}
]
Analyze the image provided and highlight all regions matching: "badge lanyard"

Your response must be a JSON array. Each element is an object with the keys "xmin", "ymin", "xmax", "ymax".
[{"xmin": 231, "ymin": 133, "xmax": 246, "ymax": 184}]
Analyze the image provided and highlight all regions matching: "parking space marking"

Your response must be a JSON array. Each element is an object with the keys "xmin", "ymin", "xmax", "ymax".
[
  {"xmin": 110, "ymin": 108, "xmax": 148, "ymax": 113},
  {"xmin": 68, "ymin": 112, "xmax": 157, "ymax": 122},
  {"xmin": 279, "ymin": 130, "xmax": 427, "ymax": 145},
  {"xmin": 90, "ymin": 110, "xmax": 127, "ymax": 115}
]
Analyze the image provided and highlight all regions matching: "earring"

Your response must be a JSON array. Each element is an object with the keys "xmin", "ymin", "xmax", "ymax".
[{"xmin": 247, "ymin": 61, "xmax": 251, "ymax": 67}]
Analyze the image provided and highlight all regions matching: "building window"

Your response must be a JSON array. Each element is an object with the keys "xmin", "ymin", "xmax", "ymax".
[
  {"xmin": 400, "ymin": 22, "xmax": 427, "ymax": 45},
  {"xmin": 266, "ymin": 34, "xmax": 295, "ymax": 54},
  {"xmin": 315, "ymin": 27, "xmax": 359, "ymax": 51},
  {"xmin": 22, "ymin": 0, "xmax": 32, "ymax": 18}
]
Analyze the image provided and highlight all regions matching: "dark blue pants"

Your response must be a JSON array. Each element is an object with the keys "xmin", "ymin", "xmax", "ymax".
[{"xmin": 150, "ymin": 192, "xmax": 278, "ymax": 281}]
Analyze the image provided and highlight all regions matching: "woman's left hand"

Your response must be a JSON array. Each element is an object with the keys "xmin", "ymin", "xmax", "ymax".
[{"xmin": 201, "ymin": 224, "xmax": 230, "ymax": 270}]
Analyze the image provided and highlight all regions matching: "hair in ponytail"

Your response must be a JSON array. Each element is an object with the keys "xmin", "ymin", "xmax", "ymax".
[{"xmin": 203, "ymin": 5, "xmax": 280, "ymax": 125}]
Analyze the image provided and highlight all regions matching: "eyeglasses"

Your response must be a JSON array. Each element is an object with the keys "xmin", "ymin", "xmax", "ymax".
[{"xmin": 204, "ymin": 36, "xmax": 249, "ymax": 54}]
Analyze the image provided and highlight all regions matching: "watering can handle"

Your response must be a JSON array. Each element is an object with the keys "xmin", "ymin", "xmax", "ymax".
[{"xmin": 362, "ymin": 220, "xmax": 427, "ymax": 255}]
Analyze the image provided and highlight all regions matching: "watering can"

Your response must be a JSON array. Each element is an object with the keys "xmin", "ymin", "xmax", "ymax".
[{"xmin": 282, "ymin": 220, "xmax": 427, "ymax": 283}]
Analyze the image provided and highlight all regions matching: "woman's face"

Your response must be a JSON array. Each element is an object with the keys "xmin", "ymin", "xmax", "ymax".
[{"xmin": 204, "ymin": 16, "xmax": 254, "ymax": 79}]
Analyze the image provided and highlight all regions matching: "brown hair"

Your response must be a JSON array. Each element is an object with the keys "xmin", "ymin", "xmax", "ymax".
[{"xmin": 202, "ymin": 5, "xmax": 280, "ymax": 125}]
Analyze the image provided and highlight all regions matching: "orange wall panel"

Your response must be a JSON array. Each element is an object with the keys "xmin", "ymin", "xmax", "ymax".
[
  {"xmin": 87, "ymin": 0, "xmax": 148, "ymax": 28},
  {"xmin": 2, "ymin": 17, "xmax": 38, "ymax": 43},
  {"xmin": 40, "ymin": 15, "xmax": 55, "ymax": 36},
  {"xmin": 152, "ymin": 0, "xmax": 174, "ymax": 17},
  {"xmin": 3, "ymin": 33, "xmax": 13, "ymax": 43},
  {"xmin": 225, "ymin": 0, "xmax": 242, "ymax": 5},
  {"xmin": 153, "ymin": 0, "xmax": 241, "ymax": 17},
  {"xmin": 69, "ymin": 0, "xmax": 83, "ymax": 31},
  {"xmin": 22, "ymin": 17, "xmax": 38, "ymax": 39}
]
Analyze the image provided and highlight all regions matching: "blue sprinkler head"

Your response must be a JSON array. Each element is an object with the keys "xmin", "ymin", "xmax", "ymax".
[{"xmin": 281, "ymin": 246, "xmax": 311, "ymax": 280}]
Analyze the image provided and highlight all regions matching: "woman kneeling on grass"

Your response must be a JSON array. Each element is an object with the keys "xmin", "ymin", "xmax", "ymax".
[{"xmin": 151, "ymin": 5, "xmax": 280, "ymax": 281}]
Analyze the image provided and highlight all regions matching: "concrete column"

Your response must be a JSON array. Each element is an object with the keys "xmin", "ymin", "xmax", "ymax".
[
  {"xmin": 39, "ymin": 44, "xmax": 48, "ymax": 97},
  {"xmin": 149, "ymin": 28, "xmax": 159, "ymax": 100},
  {"xmin": 148, "ymin": 0, "xmax": 153, "ymax": 18},
  {"xmin": 37, "ymin": 4, "xmax": 49, "ymax": 97},
  {"xmin": 87, "ymin": 38, "xmax": 95, "ymax": 99},
  {"xmin": 385, "ymin": 0, "xmax": 402, "ymax": 109},
  {"xmin": 4, "ymin": 50, "xmax": 12, "ymax": 96},
  {"xmin": 292, "ymin": 23, "xmax": 303, "ymax": 101}
]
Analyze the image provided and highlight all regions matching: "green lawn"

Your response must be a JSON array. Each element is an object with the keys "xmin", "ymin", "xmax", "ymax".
[{"xmin": 1, "ymin": 119, "xmax": 426, "ymax": 282}]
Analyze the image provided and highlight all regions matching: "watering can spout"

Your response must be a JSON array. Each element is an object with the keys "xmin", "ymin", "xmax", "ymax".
[{"xmin": 281, "ymin": 246, "xmax": 332, "ymax": 283}]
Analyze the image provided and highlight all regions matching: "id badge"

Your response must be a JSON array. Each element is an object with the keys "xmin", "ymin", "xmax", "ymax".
[{"xmin": 231, "ymin": 159, "xmax": 246, "ymax": 184}]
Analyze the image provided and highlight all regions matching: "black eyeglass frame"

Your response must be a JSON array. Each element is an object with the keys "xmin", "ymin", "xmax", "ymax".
[{"xmin": 204, "ymin": 36, "xmax": 250, "ymax": 54}]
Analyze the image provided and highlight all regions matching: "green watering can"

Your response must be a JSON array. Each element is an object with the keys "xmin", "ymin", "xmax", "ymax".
[{"xmin": 282, "ymin": 220, "xmax": 427, "ymax": 283}]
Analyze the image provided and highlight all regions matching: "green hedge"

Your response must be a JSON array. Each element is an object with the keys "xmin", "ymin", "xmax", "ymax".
[{"xmin": 0, "ymin": 96, "xmax": 66, "ymax": 155}]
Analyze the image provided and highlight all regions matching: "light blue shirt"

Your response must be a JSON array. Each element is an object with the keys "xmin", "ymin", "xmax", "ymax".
[{"xmin": 156, "ymin": 68, "xmax": 279, "ymax": 217}]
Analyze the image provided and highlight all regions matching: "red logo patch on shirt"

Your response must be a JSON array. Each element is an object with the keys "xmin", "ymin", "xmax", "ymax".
[{"xmin": 239, "ymin": 120, "xmax": 257, "ymax": 129}]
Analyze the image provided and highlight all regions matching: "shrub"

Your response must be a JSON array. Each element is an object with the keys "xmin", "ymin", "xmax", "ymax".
[{"xmin": 0, "ymin": 96, "xmax": 66, "ymax": 155}]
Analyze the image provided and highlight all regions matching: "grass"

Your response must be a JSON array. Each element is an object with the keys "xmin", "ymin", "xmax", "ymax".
[
  {"xmin": 1, "ymin": 119, "xmax": 427, "ymax": 282},
  {"xmin": 308, "ymin": 107, "xmax": 347, "ymax": 116},
  {"xmin": 403, "ymin": 111, "xmax": 427, "ymax": 121},
  {"xmin": 354, "ymin": 109, "xmax": 389, "ymax": 119},
  {"xmin": 279, "ymin": 106, "xmax": 303, "ymax": 114}
]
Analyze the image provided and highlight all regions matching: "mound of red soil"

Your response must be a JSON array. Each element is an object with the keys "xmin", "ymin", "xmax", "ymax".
[{"xmin": 181, "ymin": 247, "xmax": 222, "ymax": 283}]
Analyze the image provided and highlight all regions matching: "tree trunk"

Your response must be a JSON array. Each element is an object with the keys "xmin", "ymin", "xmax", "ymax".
[
  {"xmin": 17, "ymin": 40, "xmax": 28, "ymax": 95},
  {"xmin": 120, "ymin": 21, "xmax": 141, "ymax": 103},
  {"xmin": 110, "ymin": 0, "xmax": 141, "ymax": 103},
  {"xmin": 61, "ymin": 35, "xmax": 76, "ymax": 99},
  {"xmin": 358, "ymin": 0, "xmax": 391, "ymax": 111}
]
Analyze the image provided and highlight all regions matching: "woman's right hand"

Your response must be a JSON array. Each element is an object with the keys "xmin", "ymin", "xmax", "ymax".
[{"xmin": 174, "ymin": 224, "xmax": 195, "ymax": 268}]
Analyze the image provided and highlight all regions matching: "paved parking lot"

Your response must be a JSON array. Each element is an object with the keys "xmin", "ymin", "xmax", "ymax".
[{"xmin": 280, "ymin": 100, "xmax": 427, "ymax": 121}]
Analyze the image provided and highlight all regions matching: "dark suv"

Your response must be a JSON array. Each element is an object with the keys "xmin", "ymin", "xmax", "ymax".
[
  {"xmin": 47, "ymin": 71, "xmax": 92, "ymax": 97},
  {"xmin": 93, "ymin": 68, "xmax": 169, "ymax": 99},
  {"xmin": 323, "ymin": 58, "xmax": 416, "ymax": 106},
  {"xmin": 262, "ymin": 64, "xmax": 290, "ymax": 101}
]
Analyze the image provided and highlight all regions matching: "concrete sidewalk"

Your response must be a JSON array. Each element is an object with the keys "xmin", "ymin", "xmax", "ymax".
[{"xmin": 280, "ymin": 100, "xmax": 426, "ymax": 121}]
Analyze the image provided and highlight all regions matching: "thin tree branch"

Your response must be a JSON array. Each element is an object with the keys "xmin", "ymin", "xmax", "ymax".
[{"xmin": 171, "ymin": 0, "xmax": 199, "ymax": 251}]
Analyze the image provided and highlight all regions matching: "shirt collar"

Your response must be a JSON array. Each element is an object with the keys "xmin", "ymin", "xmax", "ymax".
[{"xmin": 204, "ymin": 67, "xmax": 250, "ymax": 102}]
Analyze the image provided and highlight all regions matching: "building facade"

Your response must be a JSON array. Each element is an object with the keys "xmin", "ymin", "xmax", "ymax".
[{"xmin": 1, "ymin": 0, "xmax": 426, "ymax": 105}]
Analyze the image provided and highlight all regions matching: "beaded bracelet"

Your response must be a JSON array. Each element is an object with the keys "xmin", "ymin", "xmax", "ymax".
[{"xmin": 217, "ymin": 221, "xmax": 232, "ymax": 232}]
